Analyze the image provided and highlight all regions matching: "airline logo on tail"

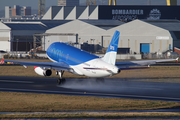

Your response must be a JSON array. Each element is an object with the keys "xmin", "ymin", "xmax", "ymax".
[
  {"xmin": 106, "ymin": 30, "xmax": 119, "ymax": 52},
  {"xmin": 110, "ymin": 45, "xmax": 114, "ymax": 50},
  {"xmin": 102, "ymin": 31, "xmax": 120, "ymax": 65}
]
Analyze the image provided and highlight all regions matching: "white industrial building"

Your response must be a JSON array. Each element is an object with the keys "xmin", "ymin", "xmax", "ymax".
[
  {"xmin": 109, "ymin": 20, "xmax": 173, "ymax": 54},
  {"xmin": 0, "ymin": 22, "xmax": 11, "ymax": 51},
  {"xmin": 45, "ymin": 20, "xmax": 106, "ymax": 50},
  {"xmin": 0, "ymin": 19, "xmax": 180, "ymax": 59},
  {"xmin": 42, "ymin": 6, "xmax": 98, "ymax": 20},
  {"xmin": 0, "ymin": 22, "xmax": 48, "ymax": 52},
  {"xmin": 45, "ymin": 19, "xmax": 177, "ymax": 54}
]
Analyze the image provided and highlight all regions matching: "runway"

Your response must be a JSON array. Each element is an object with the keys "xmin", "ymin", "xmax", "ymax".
[{"xmin": 0, "ymin": 76, "xmax": 180, "ymax": 102}]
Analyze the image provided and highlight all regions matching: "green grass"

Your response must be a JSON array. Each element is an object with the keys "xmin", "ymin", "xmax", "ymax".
[
  {"xmin": 1, "ymin": 65, "xmax": 180, "ymax": 80},
  {"xmin": 1, "ymin": 112, "xmax": 180, "ymax": 119},
  {"xmin": 0, "ymin": 92, "xmax": 180, "ymax": 118},
  {"xmin": 0, "ymin": 92, "xmax": 180, "ymax": 112}
]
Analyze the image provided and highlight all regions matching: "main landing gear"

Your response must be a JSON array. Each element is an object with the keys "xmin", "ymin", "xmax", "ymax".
[{"xmin": 56, "ymin": 70, "xmax": 66, "ymax": 85}]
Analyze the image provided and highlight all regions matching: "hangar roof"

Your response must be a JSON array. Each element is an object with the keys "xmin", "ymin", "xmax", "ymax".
[
  {"xmin": 0, "ymin": 22, "xmax": 11, "ymax": 30},
  {"xmin": 41, "ymin": 20, "xmax": 71, "ymax": 29},
  {"xmin": 4, "ymin": 22, "xmax": 47, "ymax": 30},
  {"xmin": 144, "ymin": 20, "xmax": 180, "ymax": 31},
  {"xmin": 3, "ymin": 21, "xmax": 72, "ymax": 31},
  {"xmin": 79, "ymin": 20, "xmax": 125, "ymax": 30},
  {"xmin": 1, "ymin": 20, "xmax": 124, "ymax": 32},
  {"xmin": 143, "ymin": 20, "xmax": 180, "ymax": 39},
  {"xmin": 108, "ymin": 19, "xmax": 169, "ymax": 36},
  {"xmin": 46, "ymin": 20, "xmax": 106, "ymax": 35}
]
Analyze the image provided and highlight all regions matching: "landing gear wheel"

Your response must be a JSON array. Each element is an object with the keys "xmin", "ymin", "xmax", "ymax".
[
  {"xmin": 57, "ymin": 78, "xmax": 61, "ymax": 85},
  {"xmin": 57, "ymin": 78, "xmax": 66, "ymax": 85}
]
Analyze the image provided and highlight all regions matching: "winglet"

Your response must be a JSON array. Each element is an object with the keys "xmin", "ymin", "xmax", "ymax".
[
  {"xmin": 176, "ymin": 57, "xmax": 179, "ymax": 63},
  {"xmin": 0, "ymin": 59, "xmax": 4, "ymax": 64},
  {"xmin": 102, "ymin": 30, "xmax": 120, "ymax": 65},
  {"xmin": 23, "ymin": 65, "xmax": 28, "ymax": 68}
]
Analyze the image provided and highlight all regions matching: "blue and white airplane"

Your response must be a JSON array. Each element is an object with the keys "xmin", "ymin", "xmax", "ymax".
[{"xmin": 2, "ymin": 31, "xmax": 178, "ymax": 84}]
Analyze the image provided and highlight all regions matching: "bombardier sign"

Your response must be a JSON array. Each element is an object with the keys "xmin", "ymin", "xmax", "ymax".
[
  {"xmin": 112, "ymin": 9, "xmax": 144, "ymax": 15},
  {"xmin": 99, "ymin": 6, "xmax": 180, "ymax": 21},
  {"xmin": 112, "ymin": 9, "xmax": 144, "ymax": 21}
]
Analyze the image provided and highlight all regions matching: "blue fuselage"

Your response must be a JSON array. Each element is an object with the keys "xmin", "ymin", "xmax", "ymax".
[{"xmin": 47, "ymin": 42, "xmax": 99, "ymax": 66}]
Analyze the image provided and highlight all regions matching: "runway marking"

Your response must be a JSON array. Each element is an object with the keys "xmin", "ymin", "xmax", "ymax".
[
  {"xmin": 0, "ymin": 80, "xmax": 33, "ymax": 84},
  {"xmin": 0, "ymin": 87, "xmax": 180, "ymax": 101},
  {"xmin": 112, "ymin": 86, "xmax": 163, "ymax": 90}
]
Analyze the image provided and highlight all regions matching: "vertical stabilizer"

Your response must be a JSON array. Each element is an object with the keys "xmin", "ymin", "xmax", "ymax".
[{"xmin": 102, "ymin": 31, "xmax": 120, "ymax": 65}]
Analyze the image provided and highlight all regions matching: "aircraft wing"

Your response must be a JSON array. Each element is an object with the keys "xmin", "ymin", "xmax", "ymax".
[
  {"xmin": 3, "ymin": 60, "xmax": 73, "ymax": 72},
  {"xmin": 115, "ymin": 58, "xmax": 178, "ymax": 70}
]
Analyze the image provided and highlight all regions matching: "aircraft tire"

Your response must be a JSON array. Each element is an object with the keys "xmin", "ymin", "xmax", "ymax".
[
  {"xmin": 57, "ymin": 78, "xmax": 66, "ymax": 85},
  {"xmin": 57, "ymin": 78, "xmax": 61, "ymax": 85}
]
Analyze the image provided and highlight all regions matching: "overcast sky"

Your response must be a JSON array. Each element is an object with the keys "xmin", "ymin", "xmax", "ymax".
[{"xmin": 0, "ymin": 0, "xmax": 180, "ymax": 10}]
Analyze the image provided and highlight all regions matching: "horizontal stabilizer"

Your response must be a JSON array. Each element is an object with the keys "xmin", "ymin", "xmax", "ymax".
[{"xmin": 116, "ymin": 58, "xmax": 178, "ymax": 69}]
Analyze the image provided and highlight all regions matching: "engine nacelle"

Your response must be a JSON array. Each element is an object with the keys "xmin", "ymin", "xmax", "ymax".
[{"xmin": 34, "ymin": 67, "xmax": 52, "ymax": 76}]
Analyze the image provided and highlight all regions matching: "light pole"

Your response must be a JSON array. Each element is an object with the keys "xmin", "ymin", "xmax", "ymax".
[
  {"xmin": 78, "ymin": 38, "xmax": 81, "ymax": 44},
  {"xmin": 16, "ymin": 39, "xmax": 19, "ymax": 53},
  {"xmin": 91, "ymin": 39, "xmax": 95, "ymax": 44}
]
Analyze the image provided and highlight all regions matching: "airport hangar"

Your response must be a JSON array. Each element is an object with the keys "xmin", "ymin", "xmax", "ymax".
[{"xmin": 1, "ymin": 5, "xmax": 180, "ymax": 58}]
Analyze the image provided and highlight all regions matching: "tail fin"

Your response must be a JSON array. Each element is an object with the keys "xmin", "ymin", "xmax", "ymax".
[{"xmin": 102, "ymin": 30, "xmax": 120, "ymax": 65}]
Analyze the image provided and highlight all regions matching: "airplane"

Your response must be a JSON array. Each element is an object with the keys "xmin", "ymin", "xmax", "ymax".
[{"xmin": 1, "ymin": 30, "xmax": 178, "ymax": 85}]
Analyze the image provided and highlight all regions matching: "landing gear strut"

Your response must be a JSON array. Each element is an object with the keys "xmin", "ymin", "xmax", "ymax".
[
  {"xmin": 56, "ymin": 70, "xmax": 66, "ymax": 85},
  {"xmin": 57, "ymin": 78, "xmax": 66, "ymax": 85}
]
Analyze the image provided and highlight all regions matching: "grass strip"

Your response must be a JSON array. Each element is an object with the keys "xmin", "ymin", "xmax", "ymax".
[
  {"xmin": 0, "ymin": 92, "xmax": 180, "ymax": 113},
  {"xmin": 0, "ymin": 66, "xmax": 180, "ymax": 78},
  {"xmin": 1, "ymin": 59, "xmax": 180, "ymax": 79},
  {"xmin": 1, "ymin": 66, "xmax": 180, "ymax": 83},
  {"xmin": 1, "ymin": 112, "xmax": 180, "ymax": 119}
]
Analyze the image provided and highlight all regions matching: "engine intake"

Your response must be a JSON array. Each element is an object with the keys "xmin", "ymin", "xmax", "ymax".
[
  {"xmin": 34, "ymin": 67, "xmax": 52, "ymax": 76},
  {"xmin": 45, "ymin": 69, "xmax": 52, "ymax": 76}
]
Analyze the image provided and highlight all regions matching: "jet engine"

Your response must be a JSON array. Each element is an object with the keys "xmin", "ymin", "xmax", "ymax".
[{"xmin": 34, "ymin": 67, "xmax": 52, "ymax": 76}]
